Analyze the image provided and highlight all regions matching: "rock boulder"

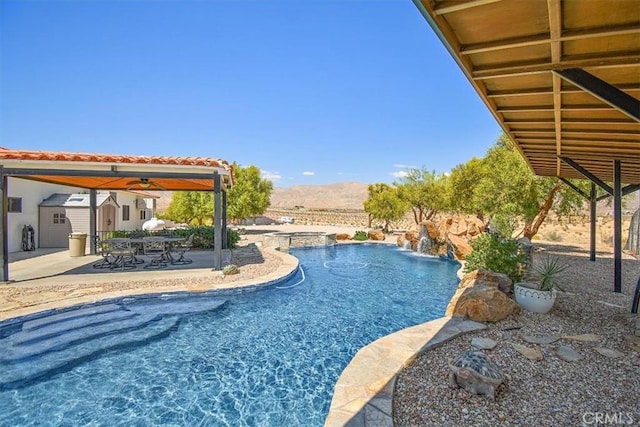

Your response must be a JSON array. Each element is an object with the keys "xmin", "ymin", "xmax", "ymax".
[
  {"xmin": 368, "ymin": 230, "xmax": 386, "ymax": 241},
  {"xmin": 446, "ymin": 270, "xmax": 519, "ymax": 322}
]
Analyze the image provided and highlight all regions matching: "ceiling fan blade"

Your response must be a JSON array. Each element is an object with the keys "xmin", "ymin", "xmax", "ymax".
[{"xmin": 148, "ymin": 181, "xmax": 166, "ymax": 191}]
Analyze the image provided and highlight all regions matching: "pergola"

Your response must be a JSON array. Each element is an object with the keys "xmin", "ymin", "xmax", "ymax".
[
  {"xmin": 413, "ymin": 0, "xmax": 640, "ymax": 298},
  {"xmin": 0, "ymin": 147, "xmax": 235, "ymax": 281}
]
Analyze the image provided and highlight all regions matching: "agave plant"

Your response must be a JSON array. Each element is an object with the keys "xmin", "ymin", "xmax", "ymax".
[
  {"xmin": 222, "ymin": 264, "xmax": 240, "ymax": 275},
  {"xmin": 530, "ymin": 256, "xmax": 568, "ymax": 292}
]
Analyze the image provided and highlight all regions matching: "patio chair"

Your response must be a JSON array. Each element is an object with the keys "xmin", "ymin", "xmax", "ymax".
[
  {"xmin": 170, "ymin": 234, "xmax": 194, "ymax": 265},
  {"xmin": 92, "ymin": 235, "xmax": 115, "ymax": 269},
  {"xmin": 142, "ymin": 237, "xmax": 168, "ymax": 269},
  {"xmin": 108, "ymin": 238, "xmax": 136, "ymax": 271}
]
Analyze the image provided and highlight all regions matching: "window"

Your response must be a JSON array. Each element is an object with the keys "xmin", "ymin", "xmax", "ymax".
[
  {"xmin": 8, "ymin": 197, "xmax": 22, "ymax": 213},
  {"xmin": 53, "ymin": 213, "xmax": 66, "ymax": 224},
  {"xmin": 139, "ymin": 209, "xmax": 147, "ymax": 220},
  {"xmin": 122, "ymin": 205, "xmax": 130, "ymax": 221}
]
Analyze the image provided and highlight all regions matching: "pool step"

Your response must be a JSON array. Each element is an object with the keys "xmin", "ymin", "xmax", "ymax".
[
  {"xmin": 22, "ymin": 303, "xmax": 123, "ymax": 331},
  {"xmin": 0, "ymin": 297, "xmax": 228, "ymax": 389},
  {"xmin": 0, "ymin": 316, "xmax": 180, "ymax": 389}
]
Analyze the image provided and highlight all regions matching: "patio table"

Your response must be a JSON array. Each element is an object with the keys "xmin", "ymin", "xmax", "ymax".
[{"xmin": 129, "ymin": 237, "xmax": 186, "ymax": 263}]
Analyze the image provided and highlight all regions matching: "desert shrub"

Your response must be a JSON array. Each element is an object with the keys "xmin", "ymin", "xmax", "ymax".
[
  {"xmin": 353, "ymin": 231, "xmax": 368, "ymax": 241},
  {"xmin": 543, "ymin": 230, "xmax": 563, "ymax": 242},
  {"xmin": 222, "ymin": 264, "xmax": 240, "ymax": 275},
  {"xmin": 464, "ymin": 232, "xmax": 526, "ymax": 282}
]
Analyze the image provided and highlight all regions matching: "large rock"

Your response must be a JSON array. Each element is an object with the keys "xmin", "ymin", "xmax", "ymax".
[
  {"xmin": 439, "ymin": 215, "xmax": 485, "ymax": 238},
  {"xmin": 368, "ymin": 230, "xmax": 386, "ymax": 241},
  {"xmin": 397, "ymin": 231, "xmax": 419, "ymax": 249},
  {"xmin": 336, "ymin": 233, "xmax": 351, "ymax": 241},
  {"xmin": 447, "ymin": 234, "xmax": 473, "ymax": 261},
  {"xmin": 459, "ymin": 269, "xmax": 513, "ymax": 294},
  {"xmin": 422, "ymin": 220, "xmax": 440, "ymax": 240},
  {"xmin": 446, "ymin": 270, "xmax": 519, "ymax": 322}
]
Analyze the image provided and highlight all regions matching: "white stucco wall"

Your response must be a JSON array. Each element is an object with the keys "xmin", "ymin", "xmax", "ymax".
[
  {"xmin": 6, "ymin": 179, "xmax": 157, "ymax": 253},
  {"xmin": 111, "ymin": 193, "xmax": 155, "ymax": 231},
  {"xmin": 7, "ymin": 178, "xmax": 80, "ymax": 253}
]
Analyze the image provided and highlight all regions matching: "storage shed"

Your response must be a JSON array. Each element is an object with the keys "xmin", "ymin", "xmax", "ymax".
[{"xmin": 39, "ymin": 193, "xmax": 119, "ymax": 248}]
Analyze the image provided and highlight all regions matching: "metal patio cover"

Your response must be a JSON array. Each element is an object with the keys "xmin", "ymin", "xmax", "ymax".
[
  {"xmin": 413, "ymin": 0, "xmax": 639, "ymax": 185},
  {"xmin": 0, "ymin": 148, "xmax": 235, "ymax": 190}
]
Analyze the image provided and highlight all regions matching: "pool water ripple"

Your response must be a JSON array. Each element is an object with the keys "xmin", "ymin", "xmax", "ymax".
[{"xmin": 0, "ymin": 244, "xmax": 460, "ymax": 426}]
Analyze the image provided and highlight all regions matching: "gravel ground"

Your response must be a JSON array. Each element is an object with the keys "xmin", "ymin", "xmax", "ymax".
[{"xmin": 394, "ymin": 241, "xmax": 640, "ymax": 427}]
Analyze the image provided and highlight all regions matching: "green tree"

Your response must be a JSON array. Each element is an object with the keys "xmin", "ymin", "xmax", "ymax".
[
  {"xmin": 163, "ymin": 191, "xmax": 213, "ymax": 225},
  {"xmin": 363, "ymin": 183, "xmax": 408, "ymax": 232},
  {"xmin": 396, "ymin": 167, "xmax": 450, "ymax": 224},
  {"xmin": 227, "ymin": 163, "xmax": 273, "ymax": 223},
  {"xmin": 450, "ymin": 133, "xmax": 589, "ymax": 238},
  {"xmin": 448, "ymin": 157, "xmax": 486, "ymax": 219}
]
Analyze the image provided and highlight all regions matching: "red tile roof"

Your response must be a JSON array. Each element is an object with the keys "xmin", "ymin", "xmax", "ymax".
[{"xmin": 0, "ymin": 147, "xmax": 232, "ymax": 170}]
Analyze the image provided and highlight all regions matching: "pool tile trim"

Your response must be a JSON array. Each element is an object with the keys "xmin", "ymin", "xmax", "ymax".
[{"xmin": 324, "ymin": 316, "xmax": 486, "ymax": 427}]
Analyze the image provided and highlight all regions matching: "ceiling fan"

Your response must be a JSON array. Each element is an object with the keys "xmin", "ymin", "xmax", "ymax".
[{"xmin": 125, "ymin": 178, "xmax": 166, "ymax": 191}]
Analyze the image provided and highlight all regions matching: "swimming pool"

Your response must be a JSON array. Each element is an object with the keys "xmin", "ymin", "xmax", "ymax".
[{"xmin": 0, "ymin": 244, "xmax": 460, "ymax": 426}]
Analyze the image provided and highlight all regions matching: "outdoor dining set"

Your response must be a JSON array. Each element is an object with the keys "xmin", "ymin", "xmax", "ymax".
[{"xmin": 92, "ymin": 235, "xmax": 194, "ymax": 270}]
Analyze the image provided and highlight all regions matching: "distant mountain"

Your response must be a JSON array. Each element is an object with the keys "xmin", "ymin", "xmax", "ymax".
[
  {"xmin": 270, "ymin": 182, "xmax": 369, "ymax": 210},
  {"xmin": 151, "ymin": 182, "xmax": 369, "ymax": 212}
]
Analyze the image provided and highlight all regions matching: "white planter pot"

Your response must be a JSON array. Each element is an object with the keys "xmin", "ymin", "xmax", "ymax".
[{"xmin": 514, "ymin": 283, "xmax": 556, "ymax": 314}]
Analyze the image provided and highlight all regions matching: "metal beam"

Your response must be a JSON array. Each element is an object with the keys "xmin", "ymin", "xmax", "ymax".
[
  {"xmin": 213, "ymin": 173, "xmax": 222, "ymax": 271},
  {"xmin": 623, "ymin": 184, "xmax": 640, "ymax": 197},
  {"xmin": 590, "ymin": 183, "xmax": 597, "ymax": 262},
  {"xmin": 558, "ymin": 177, "xmax": 589, "ymax": 199},
  {"xmin": 594, "ymin": 183, "xmax": 640, "ymax": 202},
  {"xmin": 613, "ymin": 160, "xmax": 622, "ymax": 293},
  {"xmin": 89, "ymin": 190, "xmax": 97, "ymax": 255},
  {"xmin": 222, "ymin": 190, "xmax": 228, "ymax": 250},
  {"xmin": 559, "ymin": 157, "xmax": 613, "ymax": 195},
  {"xmin": 2, "ymin": 168, "xmax": 219, "ymax": 181},
  {"xmin": 554, "ymin": 68, "xmax": 640, "ymax": 122}
]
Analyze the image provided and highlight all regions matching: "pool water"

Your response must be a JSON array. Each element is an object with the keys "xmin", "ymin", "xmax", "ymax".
[{"xmin": 0, "ymin": 244, "xmax": 460, "ymax": 426}]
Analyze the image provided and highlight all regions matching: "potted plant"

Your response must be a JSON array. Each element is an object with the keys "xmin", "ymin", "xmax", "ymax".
[{"xmin": 514, "ymin": 255, "xmax": 568, "ymax": 314}]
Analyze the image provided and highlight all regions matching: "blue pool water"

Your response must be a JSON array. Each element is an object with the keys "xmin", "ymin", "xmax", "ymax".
[{"xmin": 0, "ymin": 244, "xmax": 459, "ymax": 426}]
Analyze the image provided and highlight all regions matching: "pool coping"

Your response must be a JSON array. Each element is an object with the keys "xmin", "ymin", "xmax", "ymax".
[
  {"xmin": 0, "ymin": 247, "xmax": 299, "ymax": 322},
  {"xmin": 323, "ymin": 316, "xmax": 486, "ymax": 427},
  {"xmin": 323, "ymin": 260, "xmax": 473, "ymax": 427}
]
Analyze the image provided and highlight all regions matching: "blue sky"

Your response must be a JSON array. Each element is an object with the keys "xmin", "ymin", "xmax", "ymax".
[{"xmin": 0, "ymin": 0, "xmax": 501, "ymax": 187}]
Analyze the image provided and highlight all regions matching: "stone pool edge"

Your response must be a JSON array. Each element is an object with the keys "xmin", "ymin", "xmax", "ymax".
[
  {"xmin": 324, "ymin": 316, "xmax": 486, "ymax": 427},
  {"xmin": 0, "ymin": 248, "xmax": 299, "ymax": 323}
]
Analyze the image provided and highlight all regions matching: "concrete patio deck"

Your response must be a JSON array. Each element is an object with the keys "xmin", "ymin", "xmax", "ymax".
[{"xmin": 0, "ymin": 245, "xmax": 298, "ymax": 322}]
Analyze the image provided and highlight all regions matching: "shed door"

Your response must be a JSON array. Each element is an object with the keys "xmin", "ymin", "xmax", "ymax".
[{"xmin": 39, "ymin": 208, "xmax": 72, "ymax": 247}]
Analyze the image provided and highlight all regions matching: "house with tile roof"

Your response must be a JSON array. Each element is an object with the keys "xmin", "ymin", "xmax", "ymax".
[{"xmin": 8, "ymin": 178, "xmax": 157, "ymax": 252}]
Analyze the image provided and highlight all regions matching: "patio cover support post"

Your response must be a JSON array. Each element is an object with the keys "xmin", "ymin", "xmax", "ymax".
[
  {"xmin": 613, "ymin": 160, "xmax": 622, "ymax": 293},
  {"xmin": 89, "ymin": 189, "xmax": 97, "ymax": 255},
  {"xmin": 590, "ymin": 183, "xmax": 597, "ymax": 262},
  {"xmin": 0, "ymin": 167, "xmax": 7, "ymax": 282},
  {"xmin": 213, "ymin": 172, "xmax": 222, "ymax": 271},
  {"xmin": 222, "ymin": 190, "xmax": 228, "ymax": 250}
]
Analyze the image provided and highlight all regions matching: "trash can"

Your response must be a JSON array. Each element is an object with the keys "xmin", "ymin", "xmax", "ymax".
[{"xmin": 68, "ymin": 232, "xmax": 87, "ymax": 257}]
